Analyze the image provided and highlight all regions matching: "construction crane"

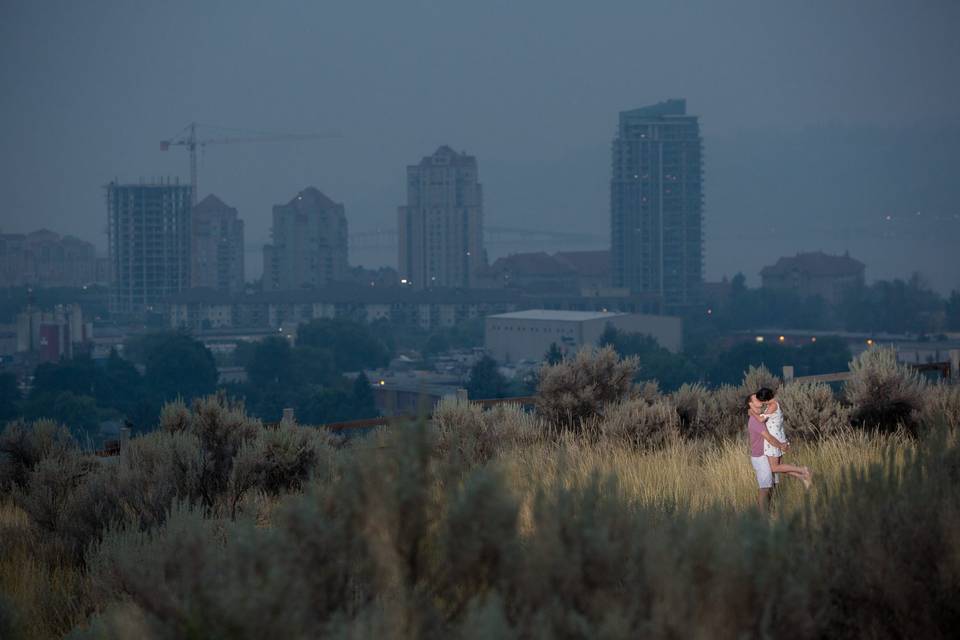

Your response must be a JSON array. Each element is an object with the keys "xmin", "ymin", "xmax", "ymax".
[{"xmin": 161, "ymin": 122, "xmax": 339, "ymax": 205}]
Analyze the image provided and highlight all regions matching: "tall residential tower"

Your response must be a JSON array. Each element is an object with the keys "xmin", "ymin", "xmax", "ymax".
[
  {"xmin": 398, "ymin": 146, "xmax": 484, "ymax": 289},
  {"xmin": 191, "ymin": 194, "xmax": 245, "ymax": 292},
  {"xmin": 106, "ymin": 180, "xmax": 192, "ymax": 315},
  {"xmin": 610, "ymin": 99, "xmax": 703, "ymax": 307},
  {"xmin": 262, "ymin": 187, "xmax": 348, "ymax": 291}
]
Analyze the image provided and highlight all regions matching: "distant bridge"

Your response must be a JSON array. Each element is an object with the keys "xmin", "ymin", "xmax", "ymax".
[
  {"xmin": 245, "ymin": 226, "xmax": 606, "ymax": 254},
  {"xmin": 348, "ymin": 226, "xmax": 607, "ymax": 250}
]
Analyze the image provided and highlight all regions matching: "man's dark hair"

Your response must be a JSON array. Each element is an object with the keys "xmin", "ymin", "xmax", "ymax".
[{"xmin": 756, "ymin": 387, "xmax": 775, "ymax": 402}]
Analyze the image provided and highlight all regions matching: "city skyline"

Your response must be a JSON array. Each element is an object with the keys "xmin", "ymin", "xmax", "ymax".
[{"xmin": 1, "ymin": 2, "xmax": 958, "ymax": 292}]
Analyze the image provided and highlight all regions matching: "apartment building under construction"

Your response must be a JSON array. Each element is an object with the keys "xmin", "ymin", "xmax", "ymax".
[{"xmin": 106, "ymin": 180, "xmax": 192, "ymax": 316}]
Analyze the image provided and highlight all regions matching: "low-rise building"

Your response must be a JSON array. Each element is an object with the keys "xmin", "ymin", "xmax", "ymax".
[
  {"xmin": 15, "ymin": 304, "xmax": 92, "ymax": 362},
  {"xmin": 164, "ymin": 284, "xmax": 663, "ymax": 333},
  {"xmin": 485, "ymin": 309, "xmax": 683, "ymax": 363},
  {"xmin": 760, "ymin": 251, "xmax": 865, "ymax": 305}
]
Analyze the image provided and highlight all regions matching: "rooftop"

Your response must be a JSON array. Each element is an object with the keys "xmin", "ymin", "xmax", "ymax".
[
  {"xmin": 193, "ymin": 194, "xmax": 234, "ymax": 212},
  {"xmin": 621, "ymin": 99, "xmax": 687, "ymax": 119},
  {"xmin": 282, "ymin": 186, "xmax": 340, "ymax": 210},
  {"xmin": 484, "ymin": 252, "xmax": 575, "ymax": 277},
  {"xmin": 417, "ymin": 145, "xmax": 477, "ymax": 168},
  {"xmin": 487, "ymin": 309, "xmax": 626, "ymax": 322},
  {"xmin": 760, "ymin": 251, "xmax": 865, "ymax": 278},
  {"xmin": 554, "ymin": 250, "xmax": 610, "ymax": 277}
]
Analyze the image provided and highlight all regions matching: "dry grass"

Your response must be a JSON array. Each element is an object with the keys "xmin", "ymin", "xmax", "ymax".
[
  {"xmin": 499, "ymin": 427, "xmax": 915, "ymax": 519},
  {"xmin": 0, "ymin": 418, "xmax": 948, "ymax": 638},
  {"xmin": 0, "ymin": 500, "xmax": 89, "ymax": 640}
]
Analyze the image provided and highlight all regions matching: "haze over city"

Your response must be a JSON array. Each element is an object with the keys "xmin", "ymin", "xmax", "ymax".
[{"xmin": 2, "ymin": 0, "xmax": 958, "ymax": 291}]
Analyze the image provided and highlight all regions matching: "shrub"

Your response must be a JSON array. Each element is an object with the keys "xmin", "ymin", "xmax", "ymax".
[
  {"xmin": 633, "ymin": 380, "xmax": 662, "ymax": 405},
  {"xmin": 227, "ymin": 423, "xmax": 333, "ymax": 519},
  {"xmin": 83, "ymin": 504, "xmax": 239, "ymax": 637},
  {"xmin": 63, "ymin": 420, "xmax": 960, "ymax": 638},
  {"xmin": 711, "ymin": 384, "xmax": 752, "ymax": 441},
  {"xmin": 671, "ymin": 383, "xmax": 718, "ymax": 440},
  {"xmin": 919, "ymin": 382, "xmax": 960, "ymax": 431},
  {"xmin": 742, "ymin": 364, "xmax": 780, "ymax": 397},
  {"xmin": 162, "ymin": 395, "xmax": 261, "ymax": 511},
  {"xmin": 777, "ymin": 381, "xmax": 849, "ymax": 440},
  {"xmin": 800, "ymin": 424, "xmax": 960, "ymax": 636},
  {"xmin": 115, "ymin": 430, "xmax": 201, "ymax": 530},
  {"xmin": 0, "ymin": 419, "xmax": 77, "ymax": 492},
  {"xmin": 535, "ymin": 346, "xmax": 637, "ymax": 432},
  {"xmin": 158, "ymin": 399, "xmax": 191, "ymax": 433},
  {"xmin": 13, "ymin": 454, "xmax": 123, "ymax": 562},
  {"xmin": 597, "ymin": 398, "xmax": 679, "ymax": 450},
  {"xmin": 432, "ymin": 398, "xmax": 543, "ymax": 467},
  {"xmin": 845, "ymin": 347, "xmax": 925, "ymax": 433}
]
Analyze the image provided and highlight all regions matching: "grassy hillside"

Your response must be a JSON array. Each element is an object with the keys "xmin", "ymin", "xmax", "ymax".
[{"xmin": 1, "ymin": 347, "xmax": 958, "ymax": 638}]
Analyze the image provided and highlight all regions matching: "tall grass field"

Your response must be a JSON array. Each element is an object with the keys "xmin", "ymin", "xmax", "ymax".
[{"xmin": 1, "ymin": 347, "xmax": 958, "ymax": 639}]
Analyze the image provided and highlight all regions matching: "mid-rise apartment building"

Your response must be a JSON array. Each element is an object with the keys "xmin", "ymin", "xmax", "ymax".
[
  {"xmin": 0, "ymin": 230, "xmax": 99, "ymax": 287},
  {"xmin": 262, "ymin": 187, "xmax": 349, "ymax": 291},
  {"xmin": 191, "ymin": 194, "xmax": 245, "ymax": 292}
]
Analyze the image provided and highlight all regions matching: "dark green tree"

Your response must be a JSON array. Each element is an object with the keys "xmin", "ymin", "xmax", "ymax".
[
  {"xmin": 545, "ymin": 342, "xmax": 564, "ymax": 365},
  {"xmin": 793, "ymin": 337, "xmax": 852, "ymax": 377},
  {"xmin": 296, "ymin": 385, "xmax": 351, "ymax": 425},
  {"xmin": 247, "ymin": 337, "xmax": 294, "ymax": 386},
  {"xmin": 23, "ymin": 391, "xmax": 101, "ymax": 441},
  {"xmin": 0, "ymin": 372, "xmax": 20, "ymax": 424},
  {"xmin": 599, "ymin": 325, "xmax": 700, "ymax": 391},
  {"xmin": 423, "ymin": 332, "xmax": 451, "ymax": 356},
  {"xmin": 31, "ymin": 356, "xmax": 100, "ymax": 398},
  {"xmin": 297, "ymin": 318, "xmax": 390, "ymax": 372},
  {"xmin": 97, "ymin": 350, "xmax": 145, "ymax": 414},
  {"xmin": 291, "ymin": 346, "xmax": 337, "ymax": 387},
  {"xmin": 143, "ymin": 333, "xmax": 218, "ymax": 403},
  {"xmin": 466, "ymin": 355, "xmax": 508, "ymax": 400},
  {"xmin": 946, "ymin": 291, "xmax": 960, "ymax": 332},
  {"xmin": 349, "ymin": 372, "xmax": 378, "ymax": 420}
]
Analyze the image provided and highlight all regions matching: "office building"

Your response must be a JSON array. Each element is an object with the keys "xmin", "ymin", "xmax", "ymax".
[
  {"xmin": 398, "ymin": 146, "xmax": 484, "ymax": 289},
  {"xmin": 191, "ymin": 194, "xmax": 245, "ymax": 292},
  {"xmin": 262, "ymin": 187, "xmax": 349, "ymax": 291},
  {"xmin": 485, "ymin": 309, "xmax": 683, "ymax": 363},
  {"xmin": 611, "ymin": 99, "xmax": 703, "ymax": 307},
  {"xmin": 106, "ymin": 180, "xmax": 192, "ymax": 315}
]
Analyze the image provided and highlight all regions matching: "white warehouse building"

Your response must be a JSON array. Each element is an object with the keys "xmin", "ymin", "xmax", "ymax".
[{"xmin": 485, "ymin": 309, "xmax": 682, "ymax": 363}]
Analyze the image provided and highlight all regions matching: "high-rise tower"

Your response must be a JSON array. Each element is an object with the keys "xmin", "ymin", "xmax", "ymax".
[
  {"xmin": 106, "ymin": 180, "xmax": 192, "ymax": 315},
  {"xmin": 611, "ymin": 99, "xmax": 703, "ymax": 307},
  {"xmin": 398, "ymin": 146, "xmax": 484, "ymax": 289}
]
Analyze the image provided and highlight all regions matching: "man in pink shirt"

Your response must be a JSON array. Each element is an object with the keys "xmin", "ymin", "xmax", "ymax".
[{"xmin": 748, "ymin": 405, "xmax": 789, "ymax": 512}]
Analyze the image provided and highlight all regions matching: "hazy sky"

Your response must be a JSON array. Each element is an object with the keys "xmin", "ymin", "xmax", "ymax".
[{"xmin": 2, "ymin": 0, "xmax": 958, "ymax": 291}]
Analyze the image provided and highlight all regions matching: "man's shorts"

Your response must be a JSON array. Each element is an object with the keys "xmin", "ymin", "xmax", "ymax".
[{"xmin": 751, "ymin": 455, "xmax": 780, "ymax": 489}]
